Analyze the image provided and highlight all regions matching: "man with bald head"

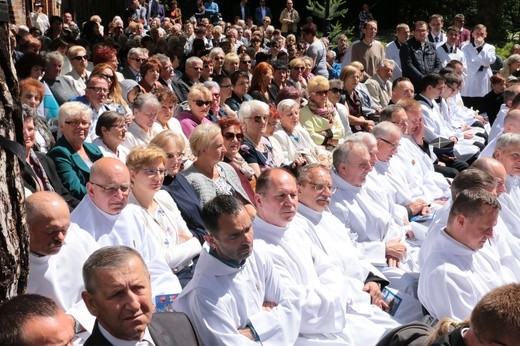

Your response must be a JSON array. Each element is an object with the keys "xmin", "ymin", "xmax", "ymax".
[
  {"xmin": 27, "ymin": 191, "xmax": 99, "ymax": 340},
  {"xmin": 480, "ymin": 109, "xmax": 520, "ymax": 157},
  {"xmin": 71, "ymin": 157, "xmax": 182, "ymax": 297}
]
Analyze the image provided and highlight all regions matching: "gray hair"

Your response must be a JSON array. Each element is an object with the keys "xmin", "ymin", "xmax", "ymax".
[
  {"xmin": 152, "ymin": 53, "xmax": 170, "ymax": 65},
  {"xmin": 58, "ymin": 101, "xmax": 91, "ymax": 126},
  {"xmin": 209, "ymin": 47, "xmax": 224, "ymax": 59},
  {"xmin": 203, "ymin": 80, "xmax": 220, "ymax": 92},
  {"xmin": 277, "ymin": 98, "xmax": 299, "ymax": 115},
  {"xmin": 83, "ymin": 246, "xmax": 148, "ymax": 293},
  {"xmin": 189, "ymin": 122, "xmax": 222, "ymax": 157},
  {"xmin": 328, "ymin": 79, "xmax": 342, "ymax": 89},
  {"xmin": 238, "ymin": 100, "xmax": 269, "ymax": 122},
  {"xmin": 44, "ymin": 50, "xmax": 63, "ymax": 64},
  {"xmin": 332, "ymin": 140, "xmax": 368, "ymax": 170},
  {"xmin": 346, "ymin": 132, "xmax": 376, "ymax": 146},
  {"xmin": 296, "ymin": 163, "xmax": 329, "ymax": 184},
  {"xmin": 186, "ymin": 56, "xmax": 203, "ymax": 68},
  {"xmin": 379, "ymin": 59, "xmax": 396, "ymax": 69},
  {"xmin": 380, "ymin": 104, "xmax": 405, "ymax": 122},
  {"xmin": 131, "ymin": 93, "xmax": 160, "ymax": 112},
  {"xmin": 495, "ymin": 132, "xmax": 520, "ymax": 153},
  {"xmin": 127, "ymin": 47, "xmax": 144, "ymax": 58},
  {"xmin": 372, "ymin": 121, "xmax": 401, "ymax": 139}
]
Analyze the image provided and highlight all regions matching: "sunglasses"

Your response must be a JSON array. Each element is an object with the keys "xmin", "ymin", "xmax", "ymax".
[
  {"xmin": 240, "ymin": 60, "xmax": 252, "ymax": 64},
  {"xmin": 328, "ymin": 87, "xmax": 342, "ymax": 93},
  {"xmin": 292, "ymin": 66, "xmax": 305, "ymax": 71},
  {"xmin": 314, "ymin": 90, "xmax": 328, "ymax": 96},
  {"xmin": 247, "ymin": 115, "xmax": 268, "ymax": 123},
  {"xmin": 101, "ymin": 73, "xmax": 115, "ymax": 81},
  {"xmin": 193, "ymin": 100, "xmax": 211, "ymax": 107},
  {"xmin": 223, "ymin": 132, "xmax": 244, "ymax": 141},
  {"xmin": 130, "ymin": 57, "xmax": 145, "ymax": 62},
  {"xmin": 71, "ymin": 55, "xmax": 87, "ymax": 61}
]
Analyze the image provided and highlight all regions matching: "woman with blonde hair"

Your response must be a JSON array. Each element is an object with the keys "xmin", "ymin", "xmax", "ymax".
[
  {"xmin": 176, "ymin": 84, "xmax": 213, "ymax": 138},
  {"xmin": 499, "ymin": 54, "xmax": 520, "ymax": 80},
  {"xmin": 299, "ymin": 75, "xmax": 345, "ymax": 150},
  {"xmin": 126, "ymin": 144, "xmax": 201, "ymax": 287}
]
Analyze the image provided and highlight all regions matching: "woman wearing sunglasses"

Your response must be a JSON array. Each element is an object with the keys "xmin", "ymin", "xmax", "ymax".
[
  {"xmin": 218, "ymin": 117, "xmax": 256, "ymax": 203},
  {"xmin": 66, "ymin": 45, "xmax": 90, "ymax": 96},
  {"xmin": 288, "ymin": 57, "xmax": 308, "ymax": 93},
  {"xmin": 182, "ymin": 123, "xmax": 255, "ymax": 215},
  {"xmin": 176, "ymin": 84, "xmax": 213, "ymax": 138},
  {"xmin": 238, "ymin": 100, "xmax": 278, "ymax": 177},
  {"xmin": 299, "ymin": 76, "xmax": 345, "ymax": 150},
  {"xmin": 126, "ymin": 145, "xmax": 201, "ymax": 288}
]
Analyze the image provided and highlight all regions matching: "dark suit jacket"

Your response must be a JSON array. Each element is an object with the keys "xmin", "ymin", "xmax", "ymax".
[
  {"xmin": 23, "ymin": 152, "xmax": 80, "ymax": 209},
  {"xmin": 47, "ymin": 136, "xmax": 103, "ymax": 200},
  {"xmin": 84, "ymin": 313, "xmax": 202, "ymax": 346},
  {"xmin": 234, "ymin": 3, "xmax": 251, "ymax": 21},
  {"xmin": 171, "ymin": 75, "xmax": 193, "ymax": 103},
  {"xmin": 400, "ymin": 37, "xmax": 442, "ymax": 90},
  {"xmin": 120, "ymin": 65, "xmax": 140, "ymax": 81},
  {"xmin": 254, "ymin": 6, "xmax": 272, "ymax": 26}
]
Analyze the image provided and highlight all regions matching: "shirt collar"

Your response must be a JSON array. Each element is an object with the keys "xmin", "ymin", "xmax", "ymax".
[{"xmin": 98, "ymin": 322, "xmax": 156, "ymax": 346}]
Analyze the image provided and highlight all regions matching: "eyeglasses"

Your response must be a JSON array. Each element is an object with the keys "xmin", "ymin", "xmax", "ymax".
[
  {"xmin": 223, "ymin": 132, "xmax": 244, "ymax": 141},
  {"xmin": 100, "ymin": 73, "xmax": 115, "ymax": 81},
  {"xmin": 142, "ymin": 168, "xmax": 167, "ymax": 177},
  {"xmin": 247, "ymin": 115, "xmax": 268, "ymax": 123},
  {"xmin": 64, "ymin": 120, "xmax": 91, "ymax": 127},
  {"xmin": 378, "ymin": 137, "xmax": 399, "ymax": 149},
  {"xmin": 71, "ymin": 55, "xmax": 87, "ymax": 61},
  {"xmin": 314, "ymin": 90, "xmax": 328, "ymax": 96},
  {"xmin": 309, "ymin": 183, "xmax": 337, "ymax": 194},
  {"xmin": 240, "ymin": 60, "xmax": 252, "ymax": 64},
  {"xmin": 129, "ymin": 57, "xmax": 145, "ymax": 62},
  {"xmin": 165, "ymin": 152, "xmax": 184, "ymax": 159},
  {"xmin": 328, "ymin": 87, "xmax": 342, "ymax": 93},
  {"xmin": 212, "ymin": 93, "xmax": 220, "ymax": 98},
  {"xmin": 192, "ymin": 100, "xmax": 212, "ymax": 107},
  {"xmin": 86, "ymin": 86, "xmax": 109, "ymax": 93},
  {"xmin": 90, "ymin": 181, "xmax": 130, "ymax": 194},
  {"xmin": 292, "ymin": 66, "xmax": 305, "ymax": 71}
]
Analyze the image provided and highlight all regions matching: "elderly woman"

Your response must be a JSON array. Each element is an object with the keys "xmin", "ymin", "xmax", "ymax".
[
  {"xmin": 288, "ymin": 57, "xmax": 308, "ymax": 92},
  {"xmin": 181, "ymin": 123, "xmax": 255, "ymax": 215},
  {"xmin": 249, "ymin": 61, "xmax": 274, "ymax": 104},
  {"xmin": 150, "ymin": 130, "xmax": 205, "ymax": 243},
  {"xmin": 218, "ymin": 117, "xmax": 256, "ymax": 203},
  {"xmin": 299, "ymin": 76, "xmax": 345, "ymax": 150},
  {"xmin": 122, "ymin": 93, "xmax": 161, "ymax": 150},
  {"xmin": 19, "ymin": 78, "xmax": 55, "ymax": 152},
  {"xmin": 126, "ymin": 145, "xmax": 201, "ymax": 287},
  {"xmin": 272, "ymin": 98, "xmax": 330, "ymax": 166},
  {"xmin": 499, "ymin": 54, "xmax": 520, "ymax": 79},
  {"xmin": 203, "ymin": 80, "xmax": 227, "ymax": 121},
  {"xmin": 176, "ymin": 84, "xmax": 213, "ymax": 138},
  {"xmin": 66, "ymin": 45, "xmax": 90, "ymax": 95},
  {"xmin": 139, "ymin": 58, "xmax": 164, "ymax": 93},
  {"xmin": 328, "ymin": 78, "xmax": 352, "ymax": 135},
  {"xmin": 47, "ymin": 101, "xmax": 103, "ymax": 200},
  {"xmin": 22, "ymin": 105, "xmax": 79, "ymax": 208},
  {"xmin": 340, "ymin": 65, "xmax": 376, "ymax": 132},
  {"xmin": 238, "ymin": 100, "xmax": 277, "ymax": 177},
  {"xmin": 225, "ymin": 70, "xmax": 252, "ymax": 112},
  {"xmin": 200, "ymin": 55, "xmax": 214, "ymax": 82},
  {"xmin": 92, "ymin": 110, "xmax": 129, "ymax": 162}
]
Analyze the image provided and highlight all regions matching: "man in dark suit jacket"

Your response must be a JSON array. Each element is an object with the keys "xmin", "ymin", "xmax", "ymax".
[
  {"xmin": 82, "ymin": 246, "xmax": 201, "ymax": 346},
  {"xmin": 254, "ymin": 0, "xmax": 272, "ymax": 26},
  {"xmin": 234, "ymin": 0, "xmax": 251, "ymax": 21},
  {"xmin": 400, "ymin": 20, "xmax": 442, "ymax": 91}
]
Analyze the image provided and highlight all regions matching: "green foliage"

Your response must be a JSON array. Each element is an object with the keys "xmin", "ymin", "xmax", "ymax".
[
  {"xmin": 496, "ymin": 42, "xmax": 515, "ymax": 59},
  {"xmin": 306, "ymin": 0, "xmax": 353, "ymax": 41}
]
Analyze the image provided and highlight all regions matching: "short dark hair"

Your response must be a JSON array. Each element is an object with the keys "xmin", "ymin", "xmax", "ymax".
[
  {"xmin": 95, "ymin": 110, "xmax": 126, "ymax": 137},
  {"xmin": 301, "ymin": 23, "xmax": 317, "ymax": 36},
  {"xmin": 448, "ymin": 189, "xmax": 500, "ymax": 224},
  {"xmin": 450, "ymin": 168, "xmax": 496, "ymax": 197},
  {"xmin": 202, "ymin": 195, "xmax": 245, "ymax": 235},
  {"xmin": 391, "ymin": 77, "xmax": 411, "ymax": 91},
  {"xmin": 0, "ymin": 294, "xmax": 61, "ymax": 345},
  {"xmin": 380, "ymin": 104, "xmax": 405, "ymax": 122},
  {"xmin": 230, "ymin": 70, "xmax": 250, "ymax": 86},
  {"xmin": 420, "ymin": 73, "xmax": 443, "ymax": 92}
]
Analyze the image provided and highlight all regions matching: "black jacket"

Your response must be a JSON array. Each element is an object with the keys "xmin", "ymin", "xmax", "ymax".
[{"xmin": 400, "ymin": 37, "xmax": 442, "ymax": 90}]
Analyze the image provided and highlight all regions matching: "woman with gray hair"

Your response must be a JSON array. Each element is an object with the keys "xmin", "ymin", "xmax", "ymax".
[
  {"xmin": 92, "ymin": 110, "xmax": 129, "ymax": 162},
  {"xmin": 238, "ymin": 100, "xmax": 278, "ymax": 177},
  {"xmin": 499, "ymin": 54, "xmax": 520, "ymax": 79},
  {"xmin": 47, "ymin": 101, "xmax": 103, "ymax": 200},
  {"xmin": 122, "ymin": 93, "xmax": 161, "ymax": 150},
  {"xmin": 272, "ymin": 99, "xmax": 331, "ymax": 167},
  {"xmin": 181, "ymin": 123, "xmax": 255, "ymax": 214}
]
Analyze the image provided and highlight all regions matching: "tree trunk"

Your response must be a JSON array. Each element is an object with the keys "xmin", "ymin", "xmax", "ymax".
[{"xmin": 0, "ymin": 22, "xmax": 29, "ymax": 303}]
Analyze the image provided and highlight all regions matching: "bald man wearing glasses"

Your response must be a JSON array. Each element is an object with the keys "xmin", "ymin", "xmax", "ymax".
[{"xmin": 71, "ymin": 157, "xmax": 182, "ymax": 300}]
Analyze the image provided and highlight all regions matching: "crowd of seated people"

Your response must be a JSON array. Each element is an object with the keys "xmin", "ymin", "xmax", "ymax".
[{"xmin": 6, "ymin": 2, "xmax": 520, "ymax": 345}]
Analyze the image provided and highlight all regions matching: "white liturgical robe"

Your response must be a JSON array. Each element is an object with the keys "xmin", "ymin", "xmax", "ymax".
[
  {"xmin": 253, "ymin": 216, "xmax": 357, "ymax": 345},
  {"xmin": 70, "ymin": 194, "xmax": 182, "ymax": 296},
  {"xmin": 418, "ymin": 228, "xmax": 520, "ymax": 321},
  {"xmin": 28, "ymin": 223, "xmax": 99, "ymax": 334},
  {"xmin": 173, "ymin": 243, "xmax": 302, "ymax": 345}
]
